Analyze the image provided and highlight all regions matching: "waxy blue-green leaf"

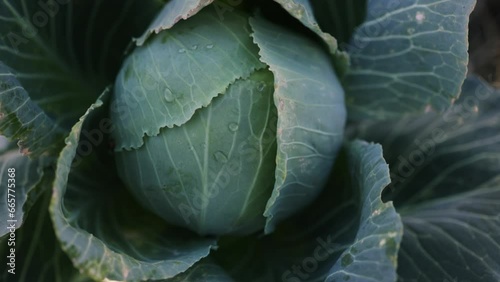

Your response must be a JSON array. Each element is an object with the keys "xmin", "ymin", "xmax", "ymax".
[
  {"xmin": 0, "ymin": 0, "xmax": 162, "ymax": 137},
  {"xmin": 0, "ymin": 148, "xmax": 49, "ymax": 238},
  {"xmin": 166, "ymin": 259, "xmax": 234, "ymax": 282},
  {"xmin": 0, "ymin": 135, "xmax": 10, "ymax": 153},
  {"xmin": 51, "ymin": 93, "xmax": 217, "ymax": 281},
  {"xmin": 113, "ymin": 8, "xmax": 265, "ymax": 151},
  {"xmin": 272, "ymin": 0, "xmax": 350, "ymax": 73},
  {"xmin": 213, "ymin": 141, "xmax": 402, "ymax": 282},
  {"xmin": 116, "ymin": 70, "xmax": 277, "ymax": 236},
  {"xmin": 135, "ymin": 0, "xmax": 214, "ymax": 45},
  {"xmin": 250, "ymin": 16, "xmax": 346, "ymax": 233},
  {"xmin": 308, "ymin": 0, "xmax": 367, "ymax": 45},
  {"xmin": 0, "ymin": 62, "xmax": 65, "ymax": 157},
  {"xmin": 351, "ymin": 76, "xmax": 500, "ymax": 205},
  {"xmin": 0, "ymin": 191, "xmax": 94, "ymax": 282},
  {"xmin": 269, "ymin": 0, "xmax": 325, "ymax": 39},
  {"xmin": 352, "ymin": 76, "xmax": 500, "ymax": 281},
  {"xmin": 0, "ymin": 0, "xmax": 97, "ymax": 130},
  {"xmin": 343, "ymin": 0, "xmax": 476, "ymax": 119},
  {"xmin": 399, "ymin": 187, "xmax": 500, "ymax": 281},
  {"xmin": 326, "ymin": 141, "xmax": 402, "ymax": 282}
]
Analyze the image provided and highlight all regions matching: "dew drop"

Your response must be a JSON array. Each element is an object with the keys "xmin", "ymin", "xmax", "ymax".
[
  {"xmin": 407, "ymin": 28, "xmax": 415, "ymax": 34},
  {"xmin": 228, "ymin": 122, "xmax": 239, "ymax": 132},
  {"xmin": 191, "ymin": 44, "xmax": 198, "ymax": 50},
  {"xmin": 214, "ymin": 151, "xmax": 228, "ymax": 163},
  {"xmin": 178, "ymin": 48, "xmax": 186, "ymax": 53},
  {"xmin": 257, "ymin": 82, "xmax": 266, "ymax": 92},
  {"xmin": 206, "ymin": 44, "xmax": 214, "ymax": 49},
  {"xmin": 164, "ymin": 88, "xmax": 175, "ymax": 102}
]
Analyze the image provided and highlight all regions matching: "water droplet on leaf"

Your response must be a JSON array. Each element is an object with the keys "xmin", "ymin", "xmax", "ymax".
[
  {"xmin": 164, "ymin": 88, "xmax": 175, "ymax": 102},
  {"xmin": 228, "ymin": 123, "xmax": 239, "ymax": 132},
  {"xmin": 206, "ymin": 44, "xmax": 214, "ymax": 49},
  {"xmin": 191, "ymin": 44, "xmax": 198, "ymax": 50},
  {"xmin": 257, "ymin": 82, "xmax": 266, "ymax": 92},
  {"xmin": 178, "ymin": 48, "xmax": 186, "ymax": 53},
  {"xmin": 214, "ymin": 151, "xmax": 228, "ymax": 163}
]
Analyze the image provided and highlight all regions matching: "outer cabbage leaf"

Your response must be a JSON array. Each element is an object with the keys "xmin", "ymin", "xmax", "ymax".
[
  {"xmin": 135, "ymin": 0, "xmax": 214, "ymax": 45},
  {"xmin": 272, "ymin": 0, "xmax": 349, "ymax": 74},
  {"xmin": 343, "ymin": 0, "xmax": 476, "ymax": 119},
  {"xmin": 325, "ymin": 141, "xmax": 402, "ymax": 281},
  {"xmin": 249, "ymin": 16, "xmax": 346, "ymax": 233},
  {"xmin": 0, "ymin": 147, "xmax": 50, "ymax": 238},
  {"xmin": 0, "ymin": 135, "xmax": 10, "ymax": 152},
  {"xmin": 0, "ymin": 191, "xmax": 93, "ymax": 282},
  {"xmin": 0, "ymin": 62, "xmax": 65, "ymax": 157},
  {"xmin": 51, "ymin": 93, "xmax": 217, "ymax": 281},
  {"xmin": 214, "ymin": 141, "xmax": 402, "ymax": 282},
  {"xmin": 0, "ymin": 0, "xmax": 98, "ymax": 129},
  {"xmin": 0, "ymin": 0, "xmax": 162, "ymax": 153},
  {"xmin": 352, "ymin": 76, "xmax": 500, "ymax": 281},
  {"xmin": 113, "ymin": 8, "xmax": 265, "ymax": 150},
  {"xmin": 166, "ymin": 259, "xmax": 234, "ymax": 282},
  {"xmin": 399, "ymin": 187, "xmax": 500, "ymax": 281}
]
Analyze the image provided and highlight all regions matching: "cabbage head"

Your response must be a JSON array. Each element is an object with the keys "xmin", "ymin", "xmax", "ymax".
[
  {"xmin": 111, "ymin": 8, "xmax": 346, "ymax": 236},
  {"xmin": 0, "ymin": 0, "xmax": 484, "ymax": 281}
]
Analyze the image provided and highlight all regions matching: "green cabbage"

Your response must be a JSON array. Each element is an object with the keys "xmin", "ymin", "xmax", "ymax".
[{"xmin": 111, "ymin": 8, "xmax": 345, "ymax": 235}]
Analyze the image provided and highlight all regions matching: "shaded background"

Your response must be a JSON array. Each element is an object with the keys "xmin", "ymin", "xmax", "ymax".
[{"xmin": 469, "ymin": 0, "xmax": 500, "ymax": 86}]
